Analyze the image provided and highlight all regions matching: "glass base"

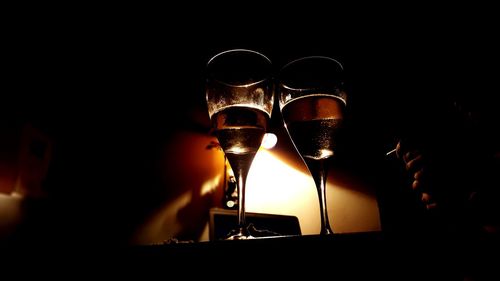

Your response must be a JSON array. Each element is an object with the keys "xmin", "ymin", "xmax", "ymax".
[
  {"xmin": 225, "ymin": 227, "xmax": 255, "ymax": 240},
  {"xmin": 224, "ymin": 223, "xmax": 282, "ymax": 240},
  {"xmin": 226, "ymin": 233, "xmax": 255, "ymax": 240},
  {"xmin": 321, "ymin": 228, "xmax": 334, "ymax": 235}
]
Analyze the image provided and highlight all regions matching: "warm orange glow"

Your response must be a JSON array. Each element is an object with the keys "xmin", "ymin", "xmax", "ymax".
[
  {"xmin": 200, "ymin": 175, "xmax": 222, "ymax": 196},
  {"xmin": 0, "ymin": 193, "xmax": 23, "ymax": 240},
  {"xmin": 132, "ymin": 190, "xmax": 193, "ymax": 245},
  {"xmin": 132, "ymin": 132, "xmax": 225, "ymax": 244},
  {"xmin": 132, "ymin": 175, "xmax": 221, "ymax": 245},
  {"xmin": 245, "ymin": 150, "xmax": 381, "ymax": 235},
  {"xmin": 132, "ymin": 132, "xmax": 380, "ymax": 244}
]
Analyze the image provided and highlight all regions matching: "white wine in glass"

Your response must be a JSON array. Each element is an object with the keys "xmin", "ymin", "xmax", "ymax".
[
  {"xmin": 279, "ymin": 56, "xmax": 347, "ymax": 235},
  {"xmin": 206, "ymin": 49, "xmax": 274, "ymax": 240}
]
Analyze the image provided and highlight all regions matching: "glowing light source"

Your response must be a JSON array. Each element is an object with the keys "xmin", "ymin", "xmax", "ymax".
[
  {"xmin": 245, "ymin": 150, "xmax": 382, "ymax": 235},
  {"xmin": 261, "ymin": 133, "xmax": 278, "ymax": 149}
]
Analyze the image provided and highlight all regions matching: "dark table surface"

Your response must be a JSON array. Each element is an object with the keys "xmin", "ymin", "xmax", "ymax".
[{"xmin": 3, "ymin": 231, "xmax": 498, "ymax": 280}]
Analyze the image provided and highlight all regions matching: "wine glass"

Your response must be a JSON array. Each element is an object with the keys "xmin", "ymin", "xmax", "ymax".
[
  {"xmin": 205, "ymin": 49, "xmax": 274, "ymax": 240},
  {"xmin": 278, "ymin": 56, "xmax": 347, "ymax": 235}
]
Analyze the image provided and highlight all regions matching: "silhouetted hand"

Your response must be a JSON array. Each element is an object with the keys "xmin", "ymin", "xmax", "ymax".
[{"xmin": 395, "ymin": 140, "xmax": 437, "ymax": 210}]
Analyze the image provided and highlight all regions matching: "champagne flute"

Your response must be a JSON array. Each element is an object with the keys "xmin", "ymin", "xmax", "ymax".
[
  {"xmin": 278, "ymin": 56, "xmax": 346, "ymax": 235},
  {"xmin": 206, "ymin": 49, "xmax": 274, "ymax": 240}
]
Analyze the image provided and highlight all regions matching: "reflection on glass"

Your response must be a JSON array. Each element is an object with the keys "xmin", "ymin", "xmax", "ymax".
[
  {"xmin": 206, "ymin": 49, "xmax": 274, "ymax": 240},
  {"xmin": 279, "ymin": 56, "xmax": 346, "ymax": 235}
]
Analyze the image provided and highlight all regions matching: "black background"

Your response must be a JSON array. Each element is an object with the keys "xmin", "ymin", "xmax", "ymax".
[{"xmin": 3, "ymin": 8, "xmax": 498, "ymax": 245}]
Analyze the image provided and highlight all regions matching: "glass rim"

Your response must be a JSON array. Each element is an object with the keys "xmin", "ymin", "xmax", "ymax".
[
  {"xmin": 206, "ymin": 48, "xmax": 273, "ymax": 87},
  {"xmin": 279, "ymin": 55, "xmax": 344, "ymax": 91}
]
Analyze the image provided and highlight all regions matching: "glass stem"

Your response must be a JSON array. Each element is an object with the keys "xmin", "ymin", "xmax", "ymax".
[
  {"xmin": 307, "ymin": 159, "xmax": 334, "ymax": 235},
  {"xmin": 237, "ymin": 171, "xmax": 246, "ymax": 229},
  {"xmin": 234, "ymin": 168, "xmax": 250, "ymax": 238}
]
